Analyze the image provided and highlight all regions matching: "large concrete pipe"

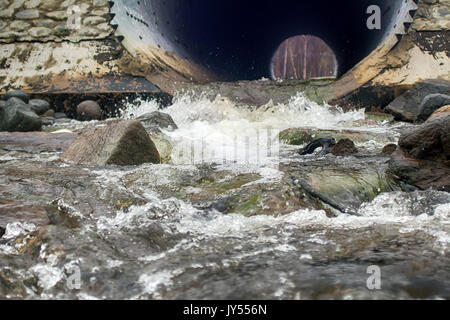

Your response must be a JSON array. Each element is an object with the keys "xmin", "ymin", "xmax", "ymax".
[{"xmin": 110, "ymin": 0, "xmax": 419, "ymax": 98}]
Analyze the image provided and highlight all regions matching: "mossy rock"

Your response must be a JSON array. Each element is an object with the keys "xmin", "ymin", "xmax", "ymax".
[{"xmin": 279, "ymin": 129, "xmax": 313, "ymax": 146}]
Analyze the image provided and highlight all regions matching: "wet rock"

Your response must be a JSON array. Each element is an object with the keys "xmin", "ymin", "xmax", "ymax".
[
  {"xmin": 76, "ymin": 100, "xmax": 102, "ymax": 121},
  {"xmin": 0, "ymin": 131, "xmax": 76, "ymax": 153},
  {"xmin": 389, "ymin": 151, "xmax": 450, "ymax": 192},
  {"xmin": 301, "ymin": 164, "xmax": 398, "ymax": 212},
  {"xmin": 279, "ymin": 128, "xmax": 313, "ymax": 145},
  {"xmin": 1, "ymin": 90, "xmax": 29, "ymax": 104},
  {"xmin": 389, "ymin": 106, "xmax": 450, "ymax": 192},
  {"xmin": 41, "ymin": 109, "xmax": 55, "ymax": 118},
  {"xmin": 54, "ymin": 112, "xmax": 68, "ymax": 119},
  {"xmin": 29, "ymin": 99, "xmax": 50, "ymax": 116},
  {"xmin": 399, "ymin": 109, "xmax": 450, "ymax": 161},
  {"xmin": 147, "ymin": 128, "xmax": 173, "ymax": 164},
  {"xmin": 0, "ymin": 198, "xmax": 50, "ymax": 228},
  {"xmin": 0, "ymin": 226, "xmax": 4, "ymax": 237},
  {"xmin": 385, "ymin": 79, "xmax": 450, "ymax": 122},
  {"xmin": 331, "ymin": 138, "xmax": 358, "ymax": 156},
  {"xmin": 382, "ymin": 144, "xmax": 397, "ymax": 156},
  {"xmin": 417, "ymin": 94, "xmax": 450, "ymax": 122},
  {"xmin": 0, "ymin": 100, "xmax": 5, "ymax": 108},
  {"xmin": 0, "ymin": 98, "xmax": 42, "ymax": 132},
  {"xmin": 137, "ymin": 111, "xmax": 178, "ymax": 131},
  {"xmin": 61, "ymin": 120, "xmax": 161, "ymax": 166}
]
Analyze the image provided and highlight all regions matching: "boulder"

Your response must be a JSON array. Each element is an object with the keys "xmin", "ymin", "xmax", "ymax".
[
  {"xmin": 331, "ymin": 138, "xmax": 358, "ymax": 156},
  {"xmin": 0, "ymin": 226, "xmax": 4, "ymax": 238},
  {"xmin": 389, "ymin": 106, "xmax": 450, "ymax": 192},
  {"xmin": 137, "ymin": 111, "xmax": 178, "ymax": 131},
  {"xmin": 1, "ymin": 90, "xmax": 29, "ymax": 103},
  {"xmin": 385, "ymin": 79, "xmax": 450, "ymax": 122},
  {"xmin": 29, "ymin": 99, "xmax": 51, "ymax": 116},
  {"xmin": 76, "ymin": 100, "xmax": 102, "ymax": 121},
  {"xmin": 0, "ymin": 100, "xmax": 5, "ymax": 108},
  {"xmin": 0, "ymin": 97, "xmax": 42, "ymax": 132},
  {"xmin": 417, "ymin": 94, "xmax": 450, "ymax": 122},
  {"xmin": 60, "ymin": 120, "xmax": 161, "ymax": 166}
]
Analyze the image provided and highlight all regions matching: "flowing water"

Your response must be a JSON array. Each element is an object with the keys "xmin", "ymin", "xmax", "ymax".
[{"xmin": 0, "ymin": 91, "xmax": 449, "ymax": 300}]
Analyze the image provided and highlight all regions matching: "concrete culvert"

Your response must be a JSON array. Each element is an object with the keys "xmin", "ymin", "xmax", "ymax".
[{"xmin": 111, "ymin": 0, "xmax": 419, "ymax": 97}]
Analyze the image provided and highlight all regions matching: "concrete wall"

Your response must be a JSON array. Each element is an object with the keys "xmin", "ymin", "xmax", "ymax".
[
  {"xmin": 0, "ymin": 0, "xmax": 114, "ymax": 42},
  {"xmin": 369, "ymin": 0, "xmax": 449, "ymax": 87}
]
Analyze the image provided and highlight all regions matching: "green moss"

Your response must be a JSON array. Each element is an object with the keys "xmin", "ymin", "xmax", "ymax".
[{"xmin": 237, "ymin": 194, "xmax": 261, "ymax": 216}]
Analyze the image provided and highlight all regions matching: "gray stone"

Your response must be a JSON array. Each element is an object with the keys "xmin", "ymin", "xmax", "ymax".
[
  {"xmin": 29, "ymin": 27, "xmax": 51, "ymax": 38},
  {"xmin": 389, "ymin": 107, "xmax": 450, "ymax": 192},
  {"xmin": 137, "ymin": 111, "xmax": 178, "ymax": 131},
  {"xmin": 60, "ymin": 120, "xmax": 161, "ymax": 166},
  {"xmin": 0, "ymin": 98, "xmax": 42, "ymax": 132},
  {"xmin": 33, "ymin": 19, "xmax": 55, "ymax": 28},
  {"xmin": 29, "ymin": 99, "xmax": 50, "ymax": 115},
  {"xmin": 15, "ymin": 9, "xmax": 40, "ymax": 20},
  {"xmin": 385, "ymin": 79, "xmax": 450, "ymax": 122},
  {"xmin": 76, "ymin": 100, "xmax": 102, "ymax": 121},
  {"xmin": 45, "ymin": 11, "xmax": 68, "ymax": 20},
  {"xmin": 55, "ymin": 112, "xmax": 68, "ymax": 119},
  {"xmin": 2, "ymin": 90, "xmax": 29, "ymax": 103},
  {"xmin": 417, "ymin": 93, "xmax": 450, "ymax": 122},
  {"xmin": 10, "ymin": 21, "xmax": 31, "ymax": 31},
  {"xmin": 24, "ymin": 0, "xmax": 41, "ymax": 9}
]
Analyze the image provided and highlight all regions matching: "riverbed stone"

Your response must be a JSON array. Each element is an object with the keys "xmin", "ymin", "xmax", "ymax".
[
  {"xmin": 0, "ymin": 98, "xmax": 42, "ymax": 132},
  {"xmin": 331, "ymin": 138, "xmax": 358, "ymax": 156},
  {"xmin": 60, "ymin": 120, "xmax": 161, "ymax": 166},
  {"xmin": 76, "ymin": 100, "xmax": 102, "ymax": 121},
  {"xmin": 146, "ymin": 128, "xmax": 173, "ymax": 164},
  {"xmin": 29, "ymin": 99, "xmax": 50, "ymax": 115},
  {"xmin": 54, "ymin": 112, "xmax": 68, "ymax": 119},
  {"xmin": 0, "ymin": 199, "xmax": 50, "ymax": 229},
  {"xmin": 385, "ymin": 79, "xmax": 450, "ymax": 122},
  {"xmin": 2, "ymin": 90, "xmax": 29, "ymax": 103},
  {"xmin": 137, "ymin": 111, "xmax": 178, "ymax": 131},
  {"xmin": 417, "ymin": 93, "xmax": 450, "ymax": 122},
  {"xmin": 389, "ymin": 106, "xmax": 450, "ymax": 191}
]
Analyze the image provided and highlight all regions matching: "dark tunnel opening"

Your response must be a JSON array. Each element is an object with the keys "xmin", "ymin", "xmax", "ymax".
[{"xmin": 112, "ymin": 0, "xmax": 408, "ymax": 81}]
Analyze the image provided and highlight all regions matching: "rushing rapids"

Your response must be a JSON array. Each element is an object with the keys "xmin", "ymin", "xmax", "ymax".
[{"xmin": 0, "ymin": 91, "xmax": 449, "ymax": 299}]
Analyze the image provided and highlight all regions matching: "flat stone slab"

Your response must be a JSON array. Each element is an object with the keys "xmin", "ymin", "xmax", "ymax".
[{"xmin": 0, "ymin": 132, "xmax": 76, "ymax": 153}]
